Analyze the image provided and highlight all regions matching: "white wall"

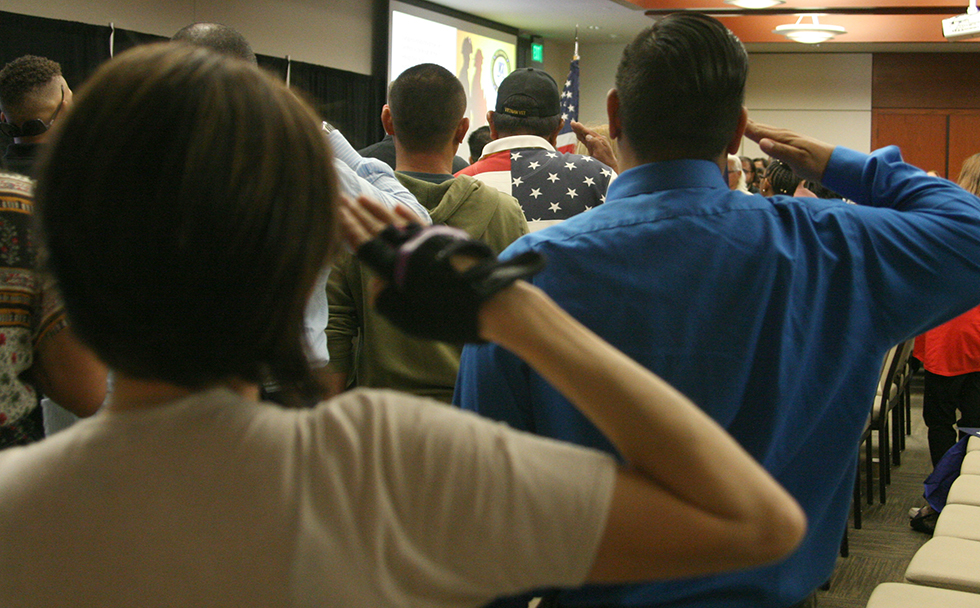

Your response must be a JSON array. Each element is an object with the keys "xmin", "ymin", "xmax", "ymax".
[
  {"xmin": 742, "ymin": 53, "xmax": 872, "ymax": 155},
  {"xmin": 578, "ymin": 41, "xmax": 625, "ymax": 126},
  {"xmin": 540, "ymin": 42, "xmax": 874, "ymax": 154},
  {"xmin": 540, "ymin": 38, "xmax": 574, "ymax": 95},
  {"xmin": 2, "ymin": 0, "xmax": 375, "ymax": 75}
]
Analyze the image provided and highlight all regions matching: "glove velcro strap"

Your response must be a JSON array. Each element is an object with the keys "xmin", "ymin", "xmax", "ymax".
[
  {"xmin": 357, "ymin": 223, "xmax": 424, "ymax": 280},
  {"xmin": 392, "ymin": 225, "xmax": 490, "ymax": 287},
  {"xmin": 355, "ymin": 224, "xmax": 546, "ymax": 343},
  {"xmin": 463, "ymin": 251, "xmax": 547, "ymax": 300}
]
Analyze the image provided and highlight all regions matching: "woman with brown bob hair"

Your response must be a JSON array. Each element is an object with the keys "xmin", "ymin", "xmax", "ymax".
[{"xmin": 0, "ymin": 43, "xmax": 804, "ymax": 607}]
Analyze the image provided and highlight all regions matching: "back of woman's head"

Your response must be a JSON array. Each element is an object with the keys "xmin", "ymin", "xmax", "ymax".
[
  {"xmin": 35, "ymin": 43, "xmax": 338, "ymax": 400},
  {"xmin": 957, "ymin": 153, "xmax": 980, "ymax": 196},
  {"xmin": 763, "ymin": 160, "xmax": 798, "ymax": 196}
]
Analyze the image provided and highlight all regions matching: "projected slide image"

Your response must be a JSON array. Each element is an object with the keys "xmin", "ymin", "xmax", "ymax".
[
  {"xmin": 390, "ymin": 9, "xmax": 515, "ymax": 132},
  {"xmin": 457, "ymin": 31, "xmax": 512, "ymax": 129}
]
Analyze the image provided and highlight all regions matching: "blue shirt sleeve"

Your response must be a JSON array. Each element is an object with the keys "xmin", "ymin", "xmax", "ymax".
[
  {"xmin": 822, "ymin": 145, "xmax": 980, "ymax": 342},
  {"xmin": 325, "ymin": 125, "xmax": 431, "ymax": 224},
  {"xmin": 303, "ymin": 268, "xmax": 331, "ymax": 366}
]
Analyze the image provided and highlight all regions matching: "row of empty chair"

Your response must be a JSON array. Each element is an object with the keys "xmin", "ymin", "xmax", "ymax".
[
  {"xmin": 854, "ymin": 339, "xmax": 916, "ymax": 531},
  {"xmin": 867, "ymin": 436, "xmax": 980, "ymax": 607}
]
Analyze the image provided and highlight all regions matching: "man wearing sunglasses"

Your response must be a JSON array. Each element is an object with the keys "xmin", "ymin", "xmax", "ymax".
[{"xmin": 0, "ymin": 55, "xmax": 72, "ymax": 177}]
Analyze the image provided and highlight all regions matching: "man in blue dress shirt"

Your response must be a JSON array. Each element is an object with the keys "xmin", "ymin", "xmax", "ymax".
[{"xmin": 456, "ymin": 13, "xmax": 980, "ymax": 608}]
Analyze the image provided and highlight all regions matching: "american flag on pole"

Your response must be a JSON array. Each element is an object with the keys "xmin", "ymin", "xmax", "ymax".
[{"xmin": 555, "ymin": 52, "xmax": 579, "ymax": 154}]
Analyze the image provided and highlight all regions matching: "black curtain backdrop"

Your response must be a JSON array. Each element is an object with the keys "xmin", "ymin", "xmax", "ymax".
[
  {"xmin": 257, "ymin": 55, "xmax": 289, "ymax": 82},
  {"xmin": 0, "ymin": 11, "xmax": 110, "ymax": 152},
  {"xmin": 0, "ymin": 10, "xmax": 110, "ymax": 90},
  {"xmin": 111, "ymin": 28, "xmax": 167, "ymax": 55},
  {"xmin": 111, "ymin": 27, "xmax": 289, "ymax": 82},
  {"xmin": 289, "ymin": 59, "xmax": 379, "ymax": 150},
  {"xmin": 2, "ymin": 10, "xmax": 382, "ymax": 150}
]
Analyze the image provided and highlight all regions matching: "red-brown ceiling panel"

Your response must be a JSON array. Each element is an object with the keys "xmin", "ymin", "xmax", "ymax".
[
  {"xmin": 624, "ymin": 0, "xmax": 967, "ymax": 9},
  {"xmin": 721, "ymin": 14, "xmax": 957, "ymax": 43},
  {"xmin": 617, "ymin": 0, "xmax": 970, "ymax": 43}
]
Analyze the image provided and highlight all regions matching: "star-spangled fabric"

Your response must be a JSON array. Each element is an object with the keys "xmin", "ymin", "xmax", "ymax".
[
  {"xmin": 555, "ymin": 57, "xmax": 579, "ymax": 154},
  {"xmin": 456, "ymin": 134, "xmax": 614, "ymax": 232}
]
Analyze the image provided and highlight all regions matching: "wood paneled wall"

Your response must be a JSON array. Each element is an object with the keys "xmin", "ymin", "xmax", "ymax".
[
  {"xmin": 949, "ymin": 114, "xmax": 980, "ymax": 179},
  {"xmin": 872, "ymin": 53, "xmax": 980, "ymax": 179},
  {"xmin": 873, "ymin": 53, "xmax": 980, "ymax": 110}
]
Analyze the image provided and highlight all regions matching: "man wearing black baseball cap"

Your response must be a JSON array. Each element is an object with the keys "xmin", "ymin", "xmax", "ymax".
[
  {"xmin": 456, "ymin": 67, "xmax": 614, "ymax": 232},
  {"xmin": 495, "ymin": 67, "xmax": 561, "ymax": 119}
]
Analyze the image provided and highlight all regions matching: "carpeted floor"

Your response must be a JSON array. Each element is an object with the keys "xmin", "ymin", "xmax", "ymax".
[{"xmin": 816, "ymin": 373, "xmax": 934, "ymax": 608}]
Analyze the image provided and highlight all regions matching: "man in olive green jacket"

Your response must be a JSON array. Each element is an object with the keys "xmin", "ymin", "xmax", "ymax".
[{"xmin": 325, "ymin": 63, "xmax": 528, "ymax": 403}]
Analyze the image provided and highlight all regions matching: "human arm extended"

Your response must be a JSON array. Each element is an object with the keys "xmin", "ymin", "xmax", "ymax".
[
  {"xmin": 341, "ymin": 196, "xmax": 807, "ymax": 583},
  {"xmin": 746, "ymin": 118, "xmax": 977, "ymax": 211},
  {"xmin": 747, "ymin": 119, "xmax": 980, "ymax": 341},
  {"xmin": 571, "ymin": 120, "xmax": 619, "ymax": 174},
  {"xmin": 744, "ymin": 120, "xmax": 834, "ymax": 183},
  {"xmin": 324, "ymin": 124, "xmax": 431, "ymax": 224}
]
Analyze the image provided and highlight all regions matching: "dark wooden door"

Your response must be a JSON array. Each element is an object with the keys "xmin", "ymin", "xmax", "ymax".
[
  {"xmin": 872, "ymin": 111, "xmax": 948, "ymax": 176},
  {"xmin": 948, "ymin": 113, "xmax": 980, "ymax": 181}
]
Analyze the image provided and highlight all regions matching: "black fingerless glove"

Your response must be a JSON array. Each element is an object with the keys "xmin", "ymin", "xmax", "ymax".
[{"xmin": 356, "ymin": 223, "xmax": 546, "ymax": 343}]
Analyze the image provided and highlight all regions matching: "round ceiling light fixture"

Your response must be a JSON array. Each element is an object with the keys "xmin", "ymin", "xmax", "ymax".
[
  {"xmin": 774, "ymin": 14, "xmax": 847, "ymax": 44},
  {"xmin": 724, "ymin": 0, "xmax": 785, "ymax": 9}
]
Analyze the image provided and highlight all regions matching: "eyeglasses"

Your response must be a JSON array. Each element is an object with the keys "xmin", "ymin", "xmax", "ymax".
[{"xmin": 0, "ymin": 86, "xmax": 64, "ymax": 139}]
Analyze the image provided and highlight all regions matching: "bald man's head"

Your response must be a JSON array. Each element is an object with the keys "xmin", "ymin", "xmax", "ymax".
[{"xmin": 172, "ymin": 23, "xmax": 257, "ymax": 64}]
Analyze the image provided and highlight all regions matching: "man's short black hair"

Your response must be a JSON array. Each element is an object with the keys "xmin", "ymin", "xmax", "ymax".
[
  {"xmin": 388, "ymin": 63, "xmax": 466, "ymax": 153},
  {"xmin": 0, "ymin": 55, "xmax": 62, "ymax": 114},
  {"xmin": 172, "ymin": 23, "xmax": 257, "ymax": 65},
  {"xmin": 491, "ymin": 113, "xmax": 562, "ymax": 139},
  {"xmin": 615, "ymin": 13, "xmax": 748, "ymax": 162},
  {"xmin": 468, "ymin": 125, "xmax": 492, "ymax": 161}
]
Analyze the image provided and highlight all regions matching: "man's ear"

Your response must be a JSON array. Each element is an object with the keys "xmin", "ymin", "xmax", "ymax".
[
  {"xmin": 487, "ymin": 111, "xmax": 499, "ymax": 139},
  {"xmin": 607, "ymin": 89, "xmax": 622, "ymax": 141},
  {"xmin": 453, "ymin": 116, "xmax": 470, "ymax": 146},
  {"xmin": 381, "ymin": 105, "xmax": 395, "ymax": 136},
  {"xmin": 726, "ymin": 106, "xmax": 749, "ymax": 156},
  {"xmin": 0, "ymin": 112, "xmax": 7, "ymax": 125},
  {"xmin": 546, "ymin": 117, "xmax": 565, "ymax": 147}
]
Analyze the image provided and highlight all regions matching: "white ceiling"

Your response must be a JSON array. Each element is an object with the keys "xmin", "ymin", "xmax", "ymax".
[{"xmin": 429, "ymin": 0, "xmax": 651, "ymax": 44}]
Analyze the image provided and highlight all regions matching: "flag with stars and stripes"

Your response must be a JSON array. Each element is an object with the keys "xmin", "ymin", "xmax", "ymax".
[
  {"xmin": 456, "ymin": 138, "xmax": 615, "ymax": 232},
  {"xmin": 555, "ymin": 55, "xmax": 580, "ymax": 154}
]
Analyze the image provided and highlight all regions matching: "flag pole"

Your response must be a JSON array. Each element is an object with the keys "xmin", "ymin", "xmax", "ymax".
[{"xmin": 555, "ymin": 28, "xmax": 582, "ymax": 154}]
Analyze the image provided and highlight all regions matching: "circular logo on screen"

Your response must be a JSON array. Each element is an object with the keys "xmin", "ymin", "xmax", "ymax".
[{"xmin": 491, "ymin": 50, "xmax": 512, "ymax": 90}]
